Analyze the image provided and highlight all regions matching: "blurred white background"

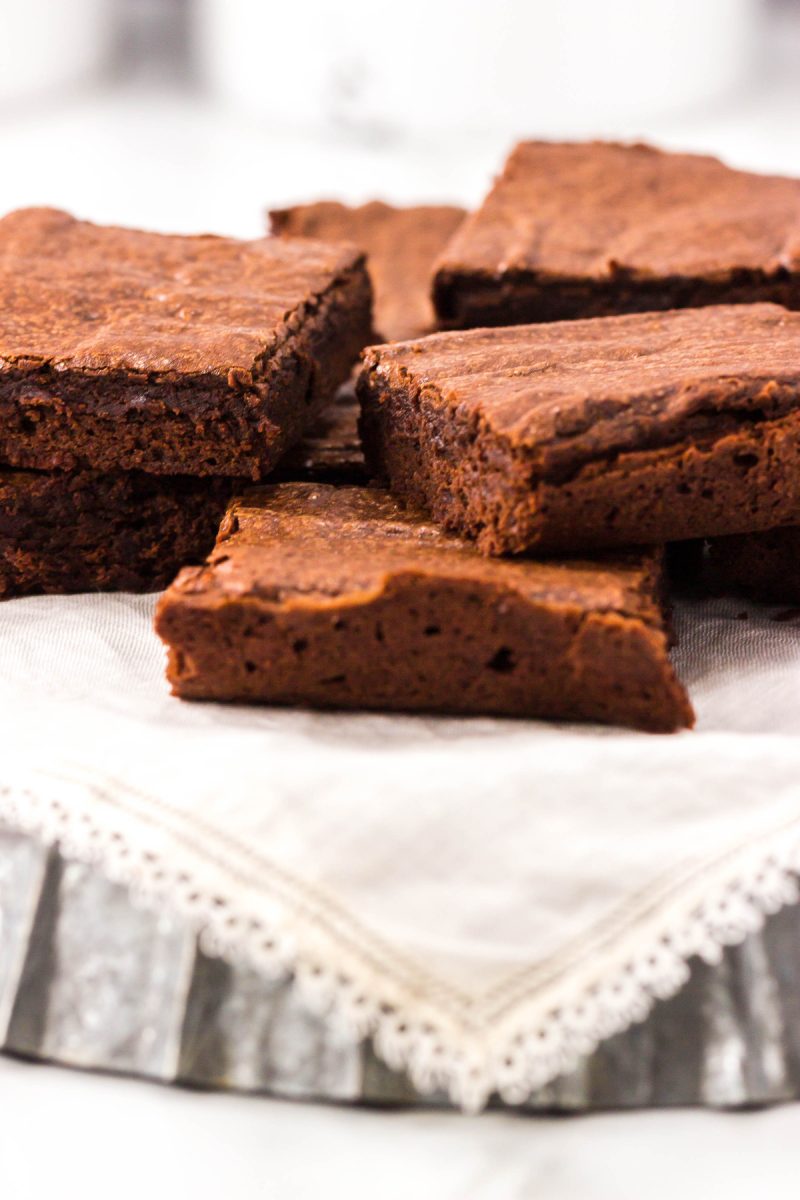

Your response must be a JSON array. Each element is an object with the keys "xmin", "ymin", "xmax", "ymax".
[{"xmin": 0, "ymin": 0, "xmax": 797, "ymax": 238}]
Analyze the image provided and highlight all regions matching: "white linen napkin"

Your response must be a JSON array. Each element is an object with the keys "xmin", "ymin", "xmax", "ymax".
[{"xmin": 2, "ymin": 591, "xmax": 800, "ymax": 1110}]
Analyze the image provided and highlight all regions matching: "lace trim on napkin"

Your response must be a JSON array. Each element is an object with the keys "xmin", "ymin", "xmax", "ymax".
[{"xmin": 2, "ymin": 777, "xmax": 799, "ymax": 1112}]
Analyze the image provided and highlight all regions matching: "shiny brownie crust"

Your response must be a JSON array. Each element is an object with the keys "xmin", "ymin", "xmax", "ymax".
[{"xmin": 0, "ymin": 208, "xmax": 372, "ymax": 479}]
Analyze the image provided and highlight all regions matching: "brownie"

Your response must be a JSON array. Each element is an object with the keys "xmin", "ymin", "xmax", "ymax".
[
  {"xmin": 272, "ymin": 379, "xmax": 368, "ymax": 485},
  {"xmin": 0, "ymin": 208, "xmax": 372, "ymax": 479},
  {"xmin": 155, "ymin": 483, "xmax": 693, "ymax": 732},
  {"xmin": 270, "ymin": 201, "xmax": 466, "ymax": 341},
  {"xmin": 433, "ymin": 141, "xmax": 800, "ymax": 329},
  {"xmin": 0, "ymin": 468, "xmax": 233, "ymax": 598},
  {"xmin": 674, "ymin": 528, "xmax": 800, "ymax": 604},
  {"xmin": 358, "ymin": 303, "xmax": 800, "ymax": 556}
]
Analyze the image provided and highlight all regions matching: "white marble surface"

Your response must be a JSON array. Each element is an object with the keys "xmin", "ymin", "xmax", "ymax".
[
  {"xmin": 2, "ymin": 69, "xmax": 800, "ymax": 1192},
  {"xmin": 2, "ymin": 1053, "xmax": 800, "ymax": 1200}
]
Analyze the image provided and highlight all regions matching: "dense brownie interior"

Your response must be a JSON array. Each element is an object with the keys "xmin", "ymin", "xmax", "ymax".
[{"xmin": 0, "ymin": 468, "xmax": 235, "ymax": 598}]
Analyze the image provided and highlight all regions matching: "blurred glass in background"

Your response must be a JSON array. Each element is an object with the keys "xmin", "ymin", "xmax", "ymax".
[
  {"xmin": 0, "ymin": 0, "xmax": 797, "ymax": 234},
  {"xmin": 195, "ymin": 0, "xmax": 763, "ymax": 137},
  {"xmin": 0, "ymin": 0, "xmax": 113, "ymax": 106},
  {"xmin": 0, "ymin": 0, "xmax": 796, "ymax": 136}
]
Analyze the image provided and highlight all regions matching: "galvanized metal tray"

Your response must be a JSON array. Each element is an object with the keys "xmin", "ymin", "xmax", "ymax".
[{"xmin": 1, "ymin": 825, "xmax": 797, "ymax": 1110}]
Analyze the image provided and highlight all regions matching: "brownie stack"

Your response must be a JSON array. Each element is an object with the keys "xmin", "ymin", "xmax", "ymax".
[{"xmin": 0, "ymin": 207, "xmax": 371, "ymax": 597}]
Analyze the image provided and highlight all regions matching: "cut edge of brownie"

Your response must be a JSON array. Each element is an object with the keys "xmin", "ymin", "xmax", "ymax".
[
  {"xmin": 433, "ymin": 265, "xmax": 800, "ymax": 330},
  {"xmin": 154, "ymin": 484, "xmax": 693, "ymax": 732},
  {"xmin": 358, "ymin": 357, "xmax": 535, "ymax": 553},
  {"xmin": 0, "ymin": 257, "xmax": 373, "ymax": 480},
  {"xmin": 0, "ymin": 468, "xmax": 235, "ymax": 598}
]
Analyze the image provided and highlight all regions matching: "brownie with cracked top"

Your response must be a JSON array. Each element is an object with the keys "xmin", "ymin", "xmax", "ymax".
[
  {"xmin": 433, "ymin": 142, "xmax": 800, "ymax": 328},
  {"xmin": 358, "ymin": 303, "xmax": 800, "ymax": 556},
  {"xmin": 155, "ymin": 482, "xmax": 693, "ymax": 732},
  {"xmin": 0, "ymin": 208, "xmax": 372, "ymax": 480}
]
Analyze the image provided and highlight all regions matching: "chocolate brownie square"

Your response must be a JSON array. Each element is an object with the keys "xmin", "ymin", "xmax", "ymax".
[
  {"xmin": 270, "ymin": 201, "xmax": 466, "ymax": 341},
  {"xmin": 359, "ymin": 304, "xmax": 800, "ymax": 555},
  {"xmin": 0, "ymin": 208, "xmax": 372, "ymax": 479},
  {"xmin": 155, "ymin": 483, "xmax": 693, "ymax": 732},
  {"xmin": 433, "ymin": 142, "xmax": 800, "ymax": 328},
  {"xmin": 0, "ymin": 468, "xmax": 233, "ymax": 597}
]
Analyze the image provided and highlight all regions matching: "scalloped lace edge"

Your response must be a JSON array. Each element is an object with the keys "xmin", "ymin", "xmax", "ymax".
[{"xmin": 2, "ymin": 782, "xmax": 799, "ymax": 1113}]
